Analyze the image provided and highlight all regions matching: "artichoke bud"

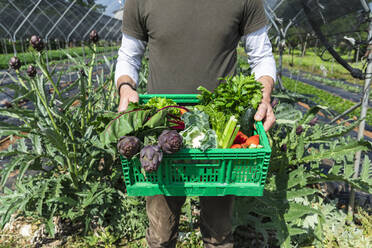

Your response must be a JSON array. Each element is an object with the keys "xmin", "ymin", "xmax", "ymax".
[
  {"xmin": 117, "ymin": 136, "xmax": 141, "ymax": 159},
  {"xmin": 27, "ymin": 65, "xmax": 37, "ymax": 78},
  {"xmin": 30, "ymin": 35, "xmax": 44, "ymax": 52},
  {"xmin": 158, "ymin": 129, "xmax": 183, "ymax": 154},
  {"xmin": 9, "ymin": 56, "xmax": 21, "ymax": 70},
  {"xmin": 140, "ymin": 145, "xmax": 163, "ymax": 172},
  {"xmin": 89, "ymin": 30, "xmax": 99, "ymax": 43}
]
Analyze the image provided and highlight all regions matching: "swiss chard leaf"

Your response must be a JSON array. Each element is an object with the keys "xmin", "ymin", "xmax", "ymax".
[{"xmin": 99, "ymin": 109, "xmax": 151, "ymax": 146}]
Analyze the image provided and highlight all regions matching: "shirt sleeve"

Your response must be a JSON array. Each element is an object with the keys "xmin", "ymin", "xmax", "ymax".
[
  {"xmin": 245, "ymin": 26, "xmax": 276, "ymax": 82},
  {"xmin": 122, "ymin": 0, "xmax": 148, "ymax": 41},
  {"xmin": 241, "ymin": 0, "xmax": 268, "ymax": 36},
  {"xmin": 115, "ymin": 33, "xmax": 147, "ymax": 86}
]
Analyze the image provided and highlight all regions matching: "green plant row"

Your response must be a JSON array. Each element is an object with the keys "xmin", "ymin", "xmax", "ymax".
[
  {"xmin": 282, "ymin": 77, "xmax": 372, "ymax": 125},
  {"xmin": 0, "ymin": 46, "xmax": 119, "ymax": 70},
  {"xmin": 273, "ymin": 50, "xmax": 365, "ymax": 85},
  {"xmin": 287, "ymin": 69, "xmax": 372, "ymax": 101}
]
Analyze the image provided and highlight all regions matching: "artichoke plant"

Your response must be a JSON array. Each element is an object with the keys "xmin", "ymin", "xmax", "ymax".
[
  {"xmin": 89, "ymin": 30, "xmax": 99, "ymax": 43},
  {"xmin": 140, "ymin": 145, "xmax": 163, "ymax": 172},
  {"xmin": 117, "ymin": 136, "xmax": 141, "ymax": 159},
  {"xmin": 27, "ymin": 65, "xmax": 37, "ymax": 78},
  {"xmin": 9, "ymin": 57, "xmax": 21, "ymax": 70},
  {"xmin": 30, "ymin": 35, "xmax": 44, "ymax": 51},
  {"xmin": 158, "ymin": 129, "xmax": 183, "ymax": 154}
]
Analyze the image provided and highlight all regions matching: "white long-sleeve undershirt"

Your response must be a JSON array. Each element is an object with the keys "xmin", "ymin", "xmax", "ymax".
[
  {"xmin": 115, "ymin": 26, "xmax": 276, "ymax": 87},
  {"xmin": 244, "ymin": 26, "xmax": 276, "ymax": 82}
]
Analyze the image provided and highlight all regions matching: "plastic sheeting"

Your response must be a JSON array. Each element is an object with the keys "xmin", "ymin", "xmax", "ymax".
[{"xmin": 0, "ymin": 0, "xmax": 123, "ymax": 41}]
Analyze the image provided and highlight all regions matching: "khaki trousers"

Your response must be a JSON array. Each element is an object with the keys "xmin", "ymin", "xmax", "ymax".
[{"xmin": 145, "ymin": 195, "xmax": 235, "ymax": 248}]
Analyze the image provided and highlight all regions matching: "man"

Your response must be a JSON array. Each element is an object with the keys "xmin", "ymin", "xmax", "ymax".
[{"xmin": 115, "ymin": 0, "xmax": 276, "ymax": 247}]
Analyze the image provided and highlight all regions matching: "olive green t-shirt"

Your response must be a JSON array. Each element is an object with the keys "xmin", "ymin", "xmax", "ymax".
[{"xmin": 122, "ymin": 0, "xmax": 267, "ymax": 94}]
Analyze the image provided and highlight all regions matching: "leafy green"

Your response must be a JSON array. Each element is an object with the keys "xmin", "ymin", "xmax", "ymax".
[
  {"xmin": 195, "ymin": 74, "xmax": 262, "ymax": 144},
  {"xmin": 181, "ymin": 109, "xmax": 210, "ymax": 129},
  {"xmin": 194, "ymin": 105, "xmax": 228, "ymax": 142},
  {"xmin": 180, "ymin": 126, "xmax": 217, "ymax": 151},
  {"xmin": 197, "ymin": 73, "xmax": 263, "ymax": 116},
  {"xmin": 179, "ymin": 111, "xmax": 217, "ymax": 151},
  {"xmin": 99, "ymin": 103, "xmax": 172, "ymax": 147},
  {"xmin": 145, "ymin": 97, "xmax": 180, "ymax": 116},
  {"xmin": 99, "ymin": 108, "xmax": 151, "ymax": 147}
]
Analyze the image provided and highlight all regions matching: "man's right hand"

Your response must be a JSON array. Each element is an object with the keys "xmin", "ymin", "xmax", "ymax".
[{"xmin": 118, "ymin": 84, "xmax": 139, "ymax": 112}]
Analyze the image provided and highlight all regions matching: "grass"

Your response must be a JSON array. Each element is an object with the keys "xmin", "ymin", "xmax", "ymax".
[
  {"xmin": 237, "ymin": 46, "xmax": 367, "ymax": 86},
  {"xmin": 282, "ymin": 76, "xmax": 372, "ymax": 125},
  {"xmin": 274, "ymin": 49, "xmax": 366, "ymax": 86},
  {"xmin": 0, "ymin": 45, "xmax": 119, "ymax": 70},
  {"xmin": 287, "ymin": 69, "xmax": 372, "ymax": 101}
]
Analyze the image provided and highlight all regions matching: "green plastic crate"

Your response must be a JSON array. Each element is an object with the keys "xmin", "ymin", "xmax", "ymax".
[{"xmin": 120, "ymin": 94, "xmax": 272, "ymax": 196}]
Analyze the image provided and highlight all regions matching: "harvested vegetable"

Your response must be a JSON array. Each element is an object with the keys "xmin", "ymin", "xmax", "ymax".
[
  {"xmin": 233, "ymin": 131, "xmax": 249, "ymax": 144},
  {"xmin": 179, "ymin": 111, "xmax": 217, "ymax": 151},
  {"xmin": 230, "ymin": 133, "xmax": 260, "ymax": 149},
  {"xmin": 145, "ymin": 97, "xmax": 181, "ymax": 116},
  {"xmin": 231, "ymin": 144, "xmax": 244, "ymax": 149},
  {"xmin": 220, "ymin": 116, "xmax": 240, "ymax": 149},
  {"xmin": 140, "ymin": 145, "xmax": 163, "ymax": 172},
  {"xmin": 158, "ymin": 129, "xmax": 183, "ymax": 154},
  {"xmin": 240, "ymin": 107, "xmax": 255, "ymax": 137},
  {"xmin": 197, "ymin": 74, "xmax": 263, "ymax": 116},
  {"xmin": 196, "ymin": 74, "xmax": 263, "ymax": 146},
  {"xmin": 117, "ymin": 136, "xmax": 141, "ymax": 159},
  {"xmin": 180, "ymin": 126, "xmax": 217, "ymax": 150},
  {"xmin": 244, "ymin": 135, "xmax": 260, "ymax": 147},
  {"xmin": 180, "ymin": 109, "xmax": 187, "ymax": 115},
  {"xmin": 100, "ymin": 103, "xmax": 169, "ymax": 147}
]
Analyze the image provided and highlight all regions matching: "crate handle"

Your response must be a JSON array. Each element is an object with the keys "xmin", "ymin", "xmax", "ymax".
[{"xmin": 171, "ymin": 159, "xmax": 220, "ymax": 167}]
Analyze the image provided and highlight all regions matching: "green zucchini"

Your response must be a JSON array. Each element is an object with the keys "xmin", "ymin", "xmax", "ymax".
[{"xmin": 240, "ymin": 107, "xmax": 255, "ymax": 136}]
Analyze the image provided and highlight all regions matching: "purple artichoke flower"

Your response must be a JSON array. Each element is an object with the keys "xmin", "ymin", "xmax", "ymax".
[
  {"xmin": 30, "ymin": 35, "xmax": 44, "ymax": 52},
  {"xmin": 296, "ymin": 125, "xmax": 304, "ymax": 135},
  {"xmin": 158, "ymin": 129, "xmax": 183, "ymax": 154},
  {"xmin": 140, "ymin": 145, "xmax": 163, "ymax": 172},
  {"xmin": 27, "ymin": 65, "xmax": 37, "ymax": 78},
  {"xmin": 117, "ymin": 136, "xmax": 141, "ymax": 159},
  {"xmin": 9, "ymin": 57, "xmax": 21, "ymax": 70},
  {"xmin": 89, "ymin": 30, "xmax": 99, "ymax": 43}
]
